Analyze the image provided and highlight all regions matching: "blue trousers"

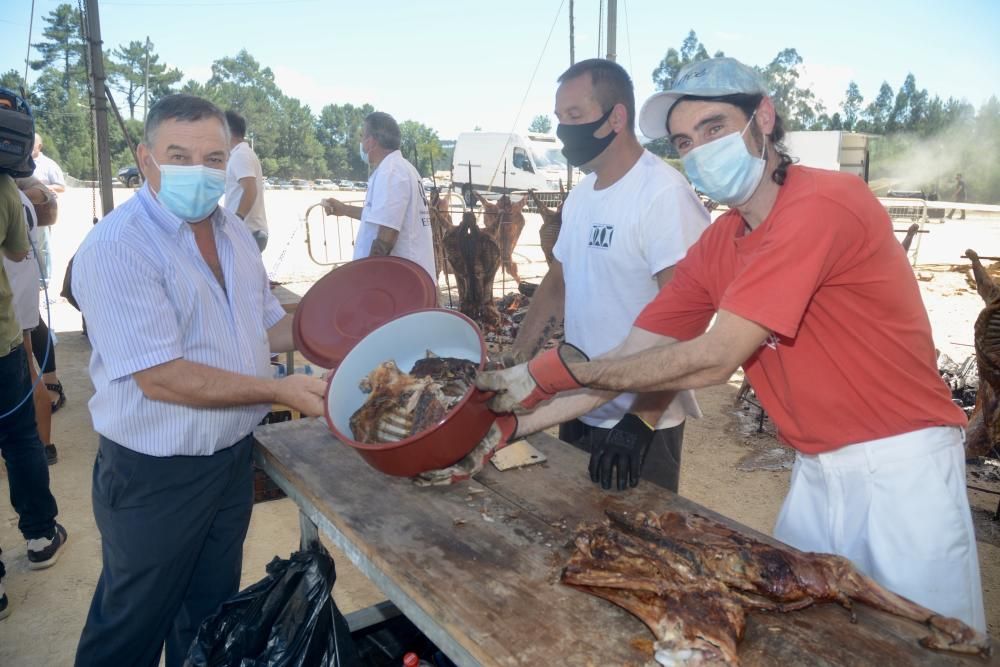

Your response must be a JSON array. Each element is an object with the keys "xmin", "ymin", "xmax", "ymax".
[
  {"xmin": 0, "ymin": 343, "xmax": 59, "ymax": 584},
  {"xmin": 75, "ymin": 434, "xmax": 254, "ymax": 667}
]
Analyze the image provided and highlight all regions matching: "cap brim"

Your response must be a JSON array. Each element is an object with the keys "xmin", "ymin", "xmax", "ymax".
[{"xmin": 639, "ymin": 91, "xmax": 684, "ymax": 140}]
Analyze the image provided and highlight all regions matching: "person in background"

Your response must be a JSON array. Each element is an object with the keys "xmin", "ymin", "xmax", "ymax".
[
  {"xmin": 946, "ymin": 172, "xmax": 966, "ymax": 220},
  {"xmin": 478, "ymin": 57, "xmax": 985, "ymax": 632},
  {"xmin": 320, "ymin": 111, "xmax": 435, "ymax": 280},
  {"xmin": 223, "ymin": 110, "xmax": 269, "ymax": 251},
  {"xmin": 30, "ymin": 133, "xmax": 67, "ymax": 413},
  {"xmin": 6, "ymin": 177, "xmax": 60, "ymax": 465},
  {"xmin": 72, "ymin": 93, "xmax": 327, "ymax": 667},
  {"xmin": 30, "ymin": 133, "xmax": 64, "ymax": 286},
  {"xmin": 508, "ymin": 58, "xmax": 708, "ymax": 492},
  {"xmin": 0, "ymin": 86, "xmax": 68, "ymax": 624}
]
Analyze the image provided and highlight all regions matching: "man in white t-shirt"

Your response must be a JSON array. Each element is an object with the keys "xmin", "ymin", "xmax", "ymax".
[
  {"xmin": 223, "ymin": 110, "xmax": 268, "ymax": 251},
  {"xmin": 31, "ymin": 133, "xmax": 64, "ymax": 286},
  {"xmin": 320, "ymin": 112, "xmax": 434, "ymax": 280},
  {"xmin": 509, "ymin": 59, "xmax": 709, "ymax": 492}
]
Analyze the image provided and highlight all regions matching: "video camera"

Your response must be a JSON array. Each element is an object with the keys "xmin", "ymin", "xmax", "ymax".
[{"xmin": 0, "ymin": 87, "xmax": 36, "ymax": 178}]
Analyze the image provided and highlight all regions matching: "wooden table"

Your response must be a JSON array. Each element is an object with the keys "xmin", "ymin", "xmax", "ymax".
[{"xmin": 253, "ymin": 419, "xmax": 996, "ymax": 666}]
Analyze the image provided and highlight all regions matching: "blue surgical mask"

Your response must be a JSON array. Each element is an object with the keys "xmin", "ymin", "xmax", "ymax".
[
  {"xmin": 150, "ymin": 156, "xmax": 226, "ymax": 222},
  {"xmin": 681, "ymin": 112, "xmax": 766, "ymax": 206},
  {"xmin": 359, "ymin": 140, "xmax": 369, "ymax": 165}
]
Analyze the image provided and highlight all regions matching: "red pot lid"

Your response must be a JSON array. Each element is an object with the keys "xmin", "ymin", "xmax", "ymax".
[{"xmin": 293, "ymin": 257, "xmax": 438, "ymax": 369}]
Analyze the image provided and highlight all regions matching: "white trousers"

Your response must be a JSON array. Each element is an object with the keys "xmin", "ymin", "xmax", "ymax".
[{"xmin": 774, "ymin": 426, "xmax": 986, "ymax": 633}]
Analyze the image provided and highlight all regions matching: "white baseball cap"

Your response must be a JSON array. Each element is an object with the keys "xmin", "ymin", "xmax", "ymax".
[{"xmin": 638, "ymin": 57, "xmax": 767, "ymax": 139}]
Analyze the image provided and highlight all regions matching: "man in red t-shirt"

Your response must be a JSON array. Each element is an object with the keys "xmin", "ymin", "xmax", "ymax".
[{"xmin": 477, "ymin": 57, "xmax": 984, "ymax": 632}]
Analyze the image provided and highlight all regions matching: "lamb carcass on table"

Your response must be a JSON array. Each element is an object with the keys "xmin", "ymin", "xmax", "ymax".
[
  {"xmin": 443, "ymin": 212, "xmax": 502, "ymax": 330},
  {"xmin": 965, "ymin": 249, "xmax": 1000, "ymax": 458},
  {"xmin": 562, "ymin": 510, "xmax": 991, "ymax": 666},
  {"xmin": 349, "ymin": 352, "xmax": 476, "ymax": 444}
]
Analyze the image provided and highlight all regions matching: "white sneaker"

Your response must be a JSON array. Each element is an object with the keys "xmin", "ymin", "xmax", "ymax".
[{"xmin": 26, "ymin": 524, "xmax": 68, "ymax": 570}]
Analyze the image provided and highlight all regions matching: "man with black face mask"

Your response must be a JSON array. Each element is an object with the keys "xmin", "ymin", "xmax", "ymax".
[
  {"xmin": 507, "ymin": 59, "xmax": 709, "ymax": 492},
  {"xmin": 478, "ymin": 57, "xmax": 985, "ymax": 634}
]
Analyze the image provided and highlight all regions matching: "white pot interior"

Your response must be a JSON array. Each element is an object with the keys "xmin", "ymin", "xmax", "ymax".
[{"xmin": 327, "ymin": 310, "xmax": 484, "ymax": 437}]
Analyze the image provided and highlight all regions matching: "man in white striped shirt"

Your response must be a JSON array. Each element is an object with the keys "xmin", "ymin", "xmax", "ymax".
[{"xmin": 71, "ymin": 94, "xmax": 327, "ymax": 667}]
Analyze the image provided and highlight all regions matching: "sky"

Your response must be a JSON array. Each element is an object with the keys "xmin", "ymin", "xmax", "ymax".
[{"xmin": 1, "ymin": 0, "xmax": 998, "ymax": 140}]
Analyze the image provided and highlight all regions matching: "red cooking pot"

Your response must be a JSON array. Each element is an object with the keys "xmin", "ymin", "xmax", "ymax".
[
  {"xmin": 292, "ymin": 256, "xmax": 497, "ymax": 477},
  {"xmin": 324, "ymin": 309, "xmax": 495, "ymax": 477}
]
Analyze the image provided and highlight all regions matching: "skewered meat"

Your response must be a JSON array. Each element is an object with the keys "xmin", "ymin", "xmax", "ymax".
[
  {"xmin": 477, "ymin": 193, "xmax": 527, "ymax": 284},
  {"xmin": 529, "ymin": 185, "xmax": 565, "ymax": 267},
  {"xmin": 966, "ymin": 249, "xmax": 1000, "ymax": 457},
  {"xmin": 443, "ymin": 212, "xmax": 502, "ymax": 330},
  {"xmin": 349, "ymin": 353, "xmax": 476, "ymax": 444},
  {"xmin": 562, "ymin": 510, "xmax": 991, "ymax": 666}
]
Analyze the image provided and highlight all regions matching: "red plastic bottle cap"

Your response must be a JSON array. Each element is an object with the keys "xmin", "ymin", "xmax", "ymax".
[{"xmin": 402, "ymin": 652, "xmax": 419, "ymax": 667}]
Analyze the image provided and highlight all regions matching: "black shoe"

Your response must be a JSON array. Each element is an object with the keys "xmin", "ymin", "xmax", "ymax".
[
  {"xmin": 0, "ymin": 578, "xmax": 9, "ymax": 621},
  {"xmin": 27, "ymin": 523, "xmax": 68, "ymax": 570},
  {"xmin": 46, "ymin": 382, "xmax": 66, "ymax": 413},
  {"xmin": 44, "ymin": 443, "xmax": 58, "ymax": 465}
]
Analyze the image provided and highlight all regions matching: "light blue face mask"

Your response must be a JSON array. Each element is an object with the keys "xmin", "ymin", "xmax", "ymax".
[
  {"xmin": 359, "ymin": 139, "xmax": 369, "ymax": 165},
  {"xmin": 150, "ymin": 156, "xmax": 226, "ymax": 222},
  {"xmin": 681, "ymin": 112, "xmax": 766, "ymax": 206}
]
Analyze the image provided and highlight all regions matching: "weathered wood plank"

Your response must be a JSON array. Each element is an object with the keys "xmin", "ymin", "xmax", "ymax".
[{"xmin": 253, "ymin": 419, "xmax": 996, "ymax": 666}]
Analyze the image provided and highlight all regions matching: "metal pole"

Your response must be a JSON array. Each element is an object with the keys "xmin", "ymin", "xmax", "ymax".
[
  {"xmin": 606, "ymin": 0, "xmax": 617, "ymax": 62},
  {"xmin": 106, "ymin": 88, "xmax": 140, "ymax": 179},
  {"xmin": 143, "ymin": 36, "xmax": 150, "ymax": 123},
  {"xmin": 566, "ymin": 0, "xmax": 575, "ymax": 190},
  {"xmin": 84, "ymin": 0, "xmax": 114, "ymax": 216},
  {"xmin": 568, "ymin": 0, "xmax": 575, "ymax": 66}
]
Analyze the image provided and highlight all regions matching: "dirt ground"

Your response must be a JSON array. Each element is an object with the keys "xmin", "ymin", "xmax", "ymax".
[{"xmin": 0, "ymin": 187, "xmax": 998, "ymax": 665}]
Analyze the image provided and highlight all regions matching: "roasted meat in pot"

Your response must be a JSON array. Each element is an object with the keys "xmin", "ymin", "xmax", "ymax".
[
  {"xmin": 562, "ymin": 510, "xmax": 991, "ymax": 666},
  {"xmin": 349, "ymin": 352, "xmax": 477, "ymax": 444}
]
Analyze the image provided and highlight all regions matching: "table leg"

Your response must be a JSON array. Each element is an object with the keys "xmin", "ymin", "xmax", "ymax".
[
  {"xmin": 286, "ymin": 350, "xmax": 295, "ymax": 375},
  {"xmin": 299, "ymin": 510, "xmax": 320, "ymax": 551}
]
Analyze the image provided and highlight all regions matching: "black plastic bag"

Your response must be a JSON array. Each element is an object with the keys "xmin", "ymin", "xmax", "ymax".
[{"xmin": 185, "ymin": 547, "xmax": 360, "ymax": 667}]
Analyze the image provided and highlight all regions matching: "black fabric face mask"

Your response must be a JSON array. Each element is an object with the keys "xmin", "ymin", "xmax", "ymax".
[{"xmin": 557, "ymin": 107, "xmax": 616, "ymax": 167}]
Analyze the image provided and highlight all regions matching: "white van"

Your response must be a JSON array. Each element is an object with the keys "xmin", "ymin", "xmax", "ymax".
[
  {"xmin": 451, "ymin": 132, "xmax": 583, "ymax": 193},
  {"xmin": 783, "ymin": 131, "xmax": 872, "ymax": 182}
]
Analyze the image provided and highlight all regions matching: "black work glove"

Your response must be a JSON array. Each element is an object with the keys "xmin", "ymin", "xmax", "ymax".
[{"xmin": 588, "ymin": 414, "xmax": 654, "ymax": 491}]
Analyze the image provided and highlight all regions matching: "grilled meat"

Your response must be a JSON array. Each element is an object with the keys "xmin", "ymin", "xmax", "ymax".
[
  {"xmin": 562, "ymin": 511, "xmax": 991, "ymax": 666},
  {"xmin": 477, "ymin": 193, "xmax": 527, "ymax": 284},
  {"xmin": 349, "ymin": 353, "xmax": 477, "ymax": 444},
  {"xmin": 529, "ymin": 186, "xmax": 565, "ymax": 267},
  {"xmin": 443, "ymin": 212, "xmax": 502, "ymax": 330},
  {"xmin": 410, "ymin": 351, "xmax": 478, "ymax": 399},
  {"xmin": 966, "ymin": 249, "xmax": 1000, "ymax": 457}
]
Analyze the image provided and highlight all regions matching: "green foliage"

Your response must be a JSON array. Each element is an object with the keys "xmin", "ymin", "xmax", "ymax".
[
  {"xmin": 316, "ymin": 103, "xmax": 374, "ymax": 179},
  {"xmin": 652, "ymin": 30, "xmax": 711, "ymax": 92},
  {"xmin": 399, "ymin": 120, "xmax": 444, "ymax": 177},
  {"xmin": 30, "ymin": 4, "xmax": 86, "ymax": 91},
  {"xmin": 107, "ymin": 40, "xmax": 183, "ymax": 120},
  {"xmin": 18, "ymin": 10, "xmax": 448, "ymax": 184},
  {"xmin": 528, "ymin": 114, "xmax": 552, "ymax": 133},
  {"xmin": 842, "ymin": 82, "xmax": 864, "ymax": 131}
]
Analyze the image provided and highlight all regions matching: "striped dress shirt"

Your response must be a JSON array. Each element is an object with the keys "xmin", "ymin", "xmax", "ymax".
[{"xmin": 72, "ymin": 185, "xmax": 286, "ymax": 456}]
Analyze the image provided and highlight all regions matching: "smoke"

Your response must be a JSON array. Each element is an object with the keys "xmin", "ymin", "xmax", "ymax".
[{"xmin": 871, "ymin": 120, "xmax": 998, "ymax": 201}]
